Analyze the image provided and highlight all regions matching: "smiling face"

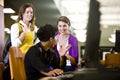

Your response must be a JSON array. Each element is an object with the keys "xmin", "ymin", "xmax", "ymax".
[
  {"xmin": 57, "ymin": 21, "xmax": 69, "ymax": 34},
  {"xmin": 23, "ymin": 7, "xmax": 33, "ymax": 23}
]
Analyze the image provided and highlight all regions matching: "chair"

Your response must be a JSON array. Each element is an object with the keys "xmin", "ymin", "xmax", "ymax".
[
  {"xmin": 105, "ymin": 53, "xmax": 120, "ymax": 68},
  {"xmin": 9, "ymin": 47, "xmax": 26, "ymax": 80}
]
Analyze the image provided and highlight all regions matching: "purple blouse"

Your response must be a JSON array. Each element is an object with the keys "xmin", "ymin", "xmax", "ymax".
[{"xmin": 56, "ymin": 34, "xmax": 79, "ymax": 69}]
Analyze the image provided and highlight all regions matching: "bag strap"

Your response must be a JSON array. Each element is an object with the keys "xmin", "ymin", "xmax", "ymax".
[{"xmin": 17, "ymin": 23, "xmax": 23, "ymax": 35}]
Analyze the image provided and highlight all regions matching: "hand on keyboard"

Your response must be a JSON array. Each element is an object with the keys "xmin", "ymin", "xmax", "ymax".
[{"xmin": 56, "ymin": 72, "xmax": 74, "ymax": 79}]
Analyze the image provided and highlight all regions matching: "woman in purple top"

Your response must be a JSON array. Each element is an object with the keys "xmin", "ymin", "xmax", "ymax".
[{"xmin": 55, "ymin": 16, "xmax": 79, "ymax": 71}]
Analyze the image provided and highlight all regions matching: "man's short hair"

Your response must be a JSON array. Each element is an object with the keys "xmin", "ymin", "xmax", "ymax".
[{"xmin": 37, "ymin": 24, "xmax": 57, "ymax": 41}]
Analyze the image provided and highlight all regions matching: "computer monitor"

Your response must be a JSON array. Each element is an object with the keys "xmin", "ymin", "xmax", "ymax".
[
  {"xmin": 84, "ymin": 0, "xmax": 101, "ymax": 68},
  {"xmin": 115, "ymin": 30, "xmax": 120, "ymax": 53}
]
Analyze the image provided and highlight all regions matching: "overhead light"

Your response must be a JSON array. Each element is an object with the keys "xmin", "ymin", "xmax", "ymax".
[
  {"xmin": 100, "ymin": 7, "xmax": 120, "ymax": 14},
  {"xmin": 61, "ymin": 0, "xmax": 89, "ymax": 12},
  {"xmin": 67, "ymin": 14, "xmax": 88, "ymax": 23},
  {"xmin": 4, "ymin": 8, "xmax": 15, "ymax": 13},
  {"xmin": 71, "ymin": 23, "xmax": 87, "ymax": 30},
  {"xmin": 100, "ymin": 20, "xmax": 120, "ymax": 25},
  {"xmin": 111, "ymin": 34, "xmax": 115, "ymax": 38},
  {"xmin": 10, "ymin": 15, "xmax": 18, "ymax": 20},
  {"xmin": 74, "ymin": 29, "xmax": 86, "ymax": 42},
  {"xmin": 74, "ymin": 29, "xmax": 87, "ymax": 35},
  {"xmin": 108, "ymin": 34, "xmax": 115, "ymax": 43},
  {"xmin": 108, "ymin": 37, "xmax": 115, "ymax": 43},
  {"xmin": 102, "ymin": 24, "xmax": 109, "ymax": 29},
  {"xmin": 75, "ymin": 33, "xmax": 86, "ymax": 43},
  {"xmin": 101, "ymin": 14, "xmax": 120, "ymax": 20}
]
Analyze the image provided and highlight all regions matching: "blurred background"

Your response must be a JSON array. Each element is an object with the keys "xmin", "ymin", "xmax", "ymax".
[{"xmin": 1, "ymin": 0, "xmax": 120, "ymax": 79}]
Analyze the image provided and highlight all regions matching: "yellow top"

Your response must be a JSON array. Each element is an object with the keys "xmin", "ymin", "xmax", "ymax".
[{"xmin": 17, "ymin": 23, "xmax": 34, "ymax": 54}]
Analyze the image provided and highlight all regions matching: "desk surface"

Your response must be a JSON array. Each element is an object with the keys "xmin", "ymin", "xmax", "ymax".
[
  {"xmin": 39, "ymin": 77, "xmax": 59, "ymax": 80},
  {"xmin": 39, "ymin": 68, "xmax": 120, "ymax": 80}
]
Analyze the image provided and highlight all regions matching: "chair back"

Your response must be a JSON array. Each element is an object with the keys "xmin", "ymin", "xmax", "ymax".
[
  {"xmin": 105, "ymin": 53, "xmax": 120, "ymax": 68},
  {"xmin": 9, "ymin": 47, "xmax": 26, "ymax": 80}
]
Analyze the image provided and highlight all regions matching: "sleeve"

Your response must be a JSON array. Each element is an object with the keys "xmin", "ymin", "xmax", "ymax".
[
  {"xmin": 27, "ymin": 47, "xmax": 50, "ymax": 72},
  {"xmin": 33, "ymin": 25, "xmax": 40, "ymax": 44},
  {"xmin": 34, "ymin": 25, "xmax": 38, "ymax": 33},
  {"xmin": 69, "ymin": 34, "xmax": 79, "ymax": 64},
  {"xmin": 10, "ymin": 23, "xmax": 22, "ymax": 47},
  {"xmin": 50, "ymin": 50, "xmax": 60, "ymax": 69}
]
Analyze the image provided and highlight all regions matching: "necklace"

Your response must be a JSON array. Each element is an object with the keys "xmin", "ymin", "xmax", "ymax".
[{"xmin": 58, "ymin": 34, "xmax": 69, "ymax": 47}]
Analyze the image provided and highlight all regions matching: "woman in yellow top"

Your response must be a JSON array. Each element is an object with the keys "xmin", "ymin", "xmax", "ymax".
[{"xmin": 10, "ymin": 3, "xmax": 38, "ymax": 55}]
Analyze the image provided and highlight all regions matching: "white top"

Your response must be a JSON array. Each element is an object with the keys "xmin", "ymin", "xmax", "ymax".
[
  {"xmin": 10, "ymin": 20, "xmax": 38, "ymax": 47},
  {"xmin": 57, "ymin": 40, "xmax": 71, "ymax": 66}
]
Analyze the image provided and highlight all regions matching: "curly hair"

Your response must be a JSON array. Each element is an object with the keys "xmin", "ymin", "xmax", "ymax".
[{"xmin": 37, "ymin": 24, "xmax": 57, "ymax": 41}]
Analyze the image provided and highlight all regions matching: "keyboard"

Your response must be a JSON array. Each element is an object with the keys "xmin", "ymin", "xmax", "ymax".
[{"xmin": 56, "ymin": 71, "xmax": 74, "ymax": 79}]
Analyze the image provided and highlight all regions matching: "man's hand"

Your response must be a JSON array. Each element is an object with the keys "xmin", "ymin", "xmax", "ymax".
[{"xmin": 41, "ymin": 69, "xmax": 63, "ymax": 77}]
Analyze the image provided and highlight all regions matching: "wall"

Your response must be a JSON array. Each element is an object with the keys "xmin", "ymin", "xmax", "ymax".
[{"xmin": 0, "ymin": 0, "xmax": 4, "ymax": 80}]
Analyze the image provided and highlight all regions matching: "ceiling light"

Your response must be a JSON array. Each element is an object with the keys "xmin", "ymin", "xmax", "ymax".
[
  {"xmin": 100, "ymin": 20, "xmax": 120, "ymax": 25},
  {"xmin": 108, "ymin": 37, "xmax": 115, "ymax": 43},
  {"xmin": 71, "ymin": 23, "xmax": 87, "ymax": 30},
  {"xmin": 74, "ymin": 29, "xmax": 87, "ymax": 35},
  {"xmin": 108, "ymin": 34, "xmax": 115, "ymax": 43},
  {"xmin": 10, "ymin": 15, "xmax": 18, "ymax": 20},
  {"xmin": 4, "ymin": 8, "xmax": 15, "ymax": 13},
  {"xmin": 67, "ymin": 14, "xmax": 88, "ymax": 23},
  {"xmin": 102, "ymin": 24, "xmax": 109, "ymax": 29},
  {"xmin": 61, "ymin": 0, "xmax": 89, "ymax": 12},
  {"xmin": 75, "ymin": 34, "xmax": 86, "ymax": 43},
  {"xmin": 100, "ymin": 7, "xmax": 120, "ymax": 14},
  {"xmin": 74, "ymin": 29, "xmax": 86, "ymax": 42},
  {"xmin": 111, "ymin": 34, "xmax": 115, "ymax": 38},
  {"xmin": 101, "ymin": 14, "xmax": 120, "ymax": 20}
]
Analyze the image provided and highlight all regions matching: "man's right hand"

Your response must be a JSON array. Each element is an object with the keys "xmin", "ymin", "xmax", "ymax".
[{"xmin": 41, "ymin": 69, "xmax": 63, "ymax": 77}]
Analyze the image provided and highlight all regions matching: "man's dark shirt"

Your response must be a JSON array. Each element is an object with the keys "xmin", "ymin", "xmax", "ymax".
[{"xmin": 24, "ymin": 43, "xmax": 60, "ymax": 80}]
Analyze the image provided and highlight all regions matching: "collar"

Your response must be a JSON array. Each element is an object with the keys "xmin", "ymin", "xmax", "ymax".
[
  {"xmin": 19, "ymin": 20, "xmax": 31, "ymax": 28},
  {"xmin": 36, "ymin": 42, "xmax": 48, "ymax": 53}
]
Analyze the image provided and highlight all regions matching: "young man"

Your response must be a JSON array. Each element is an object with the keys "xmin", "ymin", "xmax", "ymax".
[{"xmin": 24, "ymin": 24, "xmax": 63, "ymax": 80}]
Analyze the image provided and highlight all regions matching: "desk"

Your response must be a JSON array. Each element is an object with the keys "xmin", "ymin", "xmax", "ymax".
[
  {"xmin": 73, "ymin": 68, "xmax": 120, "ymax": 80},
  {"xmin": 39, "ymin": 71, "xmax": 74, "ymax": 80},
  {"xmin": 39, "ymin": 68, "xmax": 120, "ymax": 80},
  {"xmin": 39, "ymin": 77, "xmax": 60, "ymax": 80}
]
